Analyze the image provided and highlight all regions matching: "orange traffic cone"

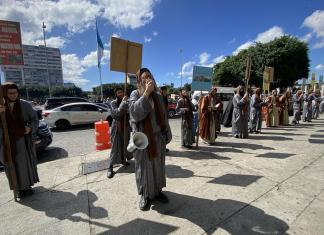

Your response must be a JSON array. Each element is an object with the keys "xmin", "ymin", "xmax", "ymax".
[{"xmin": 95, "ymin": 120, "xmax": 111, "ymax": 151}]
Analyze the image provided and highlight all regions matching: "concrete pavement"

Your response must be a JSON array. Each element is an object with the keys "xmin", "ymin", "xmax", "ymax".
[{"xmin": 0, "ymin": 116, "xmax": 324, "ymax": 234}]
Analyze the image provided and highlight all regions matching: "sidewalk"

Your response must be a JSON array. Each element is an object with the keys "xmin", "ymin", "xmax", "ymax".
[{"xmin": 0, "ymin": 116, "xmax": 324, "ymax": 234}]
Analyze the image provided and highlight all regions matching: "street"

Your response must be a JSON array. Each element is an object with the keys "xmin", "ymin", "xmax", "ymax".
[{"xmin": 38, "ymin": 118, "xmax": 182, "ymax": 162}]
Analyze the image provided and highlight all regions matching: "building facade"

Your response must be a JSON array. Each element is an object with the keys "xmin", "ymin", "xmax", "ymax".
[{"xmin": 1, "ymin": 44, "xmax": 63, "ymax": 87}]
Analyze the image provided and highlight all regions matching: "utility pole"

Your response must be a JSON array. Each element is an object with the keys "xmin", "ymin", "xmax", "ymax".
[
  {"xmin": 42, "ymin": 22, "xmax": 51, "ymax": 97},
  {"xmin": 179, "ymin": 49, "xmax": 183, "ymax": 88}
]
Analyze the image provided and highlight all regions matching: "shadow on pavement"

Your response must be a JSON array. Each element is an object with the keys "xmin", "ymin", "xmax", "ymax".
[
  {"xmin": 97, "ymin": 218, "xmax": 178, "ymax": 235},
  {"xmin": 215, "ymin": 142, "xmax": 274, "ymax": 151},
  {"xmin": 316, "ymin": 130, "xmax": 324, "ymax": 132},
  {"xmin": 37, "ymin": 147, "xmax": 68, "ymax": 164},
  {"xmin": 198, "ymin": 145, "xmax": 245, "ymax": 154},
  {"xmin": 310, "ymin": 134, "xmax": 324, "ymax": 138},
  {"xmin": 207, "ymin": 173, "xmax": 262, "ymax": 187},
  {"xmin": 260, "ymin": 132, "xmax": 304, "ymax": 136},
  {"xmin": 152, "ymin": 191, "xmax": 289, "ymax": 235},
  {"xmin": 166, "ymin": 165, "xmax": 194, "ymax": 178},
  {"xmin": 19, "ymin": 187, "xmax": 108, "ymax": 222},
  {"xmin": 248, "ymin": 135, "xmax": 293, "ymax": 141},
  {"xmin": 308, "ymin": 139, "xmax": 324, "ymax": 144},
  {"xmin": 167, "ymin": 150, "xmax": 231, "ymax": 160},
  {"xmin": 255, "ymin": 152, "xmax": 295, "ymax": 159}
]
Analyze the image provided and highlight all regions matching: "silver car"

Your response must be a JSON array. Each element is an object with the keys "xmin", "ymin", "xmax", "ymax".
[{"xmin": 42, "ymin": 102, "xmax": 112, "ymax": 129}]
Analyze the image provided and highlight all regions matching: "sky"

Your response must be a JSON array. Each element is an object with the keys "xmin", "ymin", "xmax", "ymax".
[{"xmin": 0, "ymin": 0, "xmax": 324, "ymax": 91}]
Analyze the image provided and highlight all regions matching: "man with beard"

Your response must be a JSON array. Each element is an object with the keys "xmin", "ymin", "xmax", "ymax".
[
  {"xmin": 232, "ymin": 86, "xmax": 249, "ymax": 138},
  {"xmin": 0, "ymin": 83, "xmax": 39, "ymax": 198},
  {"xmin": 176, "ymin": 89, "xmax": 195, "ymax": 148},
  {"xmin": 129, "ymin": 68, "xmax": 172, "ymax": 211},
  {"xmin": 107, "ymin": 88, "xmax": 131, "ymax": 178},
  {"xmin": 249, "ymin": 88, "xmax": 266, "ymax": 133},
  {"xmin": 199, "ymin": 87, "xmax": 223, "ymax": 145}
]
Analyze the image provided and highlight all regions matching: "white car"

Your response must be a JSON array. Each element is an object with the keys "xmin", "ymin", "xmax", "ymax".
[{"xmin": 42, "ymin": 102, "xmax": 112, "ymax": 129}]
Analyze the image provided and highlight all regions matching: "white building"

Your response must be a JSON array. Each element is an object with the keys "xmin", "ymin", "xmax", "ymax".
[{"xmin": 1, "ymin": 44, "xmax": 63, "ymax": 87}]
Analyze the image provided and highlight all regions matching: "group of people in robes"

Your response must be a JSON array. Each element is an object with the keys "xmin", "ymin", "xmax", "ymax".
[{"xmin": 0, "ymin": 83, "xmax": 40, "ymax": 199}]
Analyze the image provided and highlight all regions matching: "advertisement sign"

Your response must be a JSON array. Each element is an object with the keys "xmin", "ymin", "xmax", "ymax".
[
  {"xmin": 191, "ymin": 66, "xmax": 212, "ymax": 91},
  {"xmin": 0, "ymin": 20, "xmax": 23, "ymax": 65}
]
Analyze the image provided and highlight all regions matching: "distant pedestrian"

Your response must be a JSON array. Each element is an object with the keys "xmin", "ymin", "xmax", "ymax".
[
  {"xmin": 0, "ymin": 83, "xmax": 39, "ymax": 198},
  {"xmin": 267, "ymin": 90, "xmax": 280, "ymax": 127},
  {"xmin": 232, "ymin": 86, "xmax": 249, "ymax": 138},
  {"xmin": 176, "ymin": 89, "xmax": 195, "ymax": 148},
  {"xmin": 279, "ymin": 89, "xmax": 291, "ymax": 126},
  {"xmin": 249, "ymin": 88, "xmax": 266, "ymax": 133},
  {"xmin": 291, "ymin": 90, "xmax": 303, "ymax": 125},
  {"xmin": 107, "ymin": 88, "xmax": 131, "ymax": 179},
  {"xmin": 302, "ymin": 90, "xmax": 313, "ymax": 122}
]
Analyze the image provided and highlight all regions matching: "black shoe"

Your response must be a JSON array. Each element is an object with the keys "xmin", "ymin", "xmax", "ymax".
[
  {"xmin": 18, "ymin": 188, "xmax": 33, "ymax": 198},
  {"xmin": 166, "ymin": 148, "xmax": 170, "ymax": 152},
  {"xmin": 107, "ymin": 168, "xmax": 115, "ymax": 179},
  {"xmin": 123, "ymin": 162, "xmax": 130, "ymax": 167},
  {"xmin": 155, "ymin": 192, "xmax": 169, "ymax": 203},
  {"xmin": 139, "ymin": 195, "xmax": 150, "ymax": 211}
]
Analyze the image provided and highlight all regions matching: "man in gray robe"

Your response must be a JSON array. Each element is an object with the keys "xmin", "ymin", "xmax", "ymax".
[
  {"xmin": 249, "ymin": 88, "xmax": 265, "ymax": 133},
  {"xmin": 129, "ymin": 68, "xmax": 172, "ymax": 211},
  {"xmin": 107, "ymin": 88, "xmax": 131, "ymax": 178},
  {"xmin": 0, "ymin": 83, "xmax": 39, "ymax": 198},
  {"xmin": 291, "ymin": 90, "xmax": 303, "ymax": 125},
  {"xmin": 302, "ymin": 90, "xmax": 314, "ymax": 122},
  {"xmin": 176, "ymin": 89, "xmax": 195, "ymax": 148},
  {"xmin": 232, "ymin": 86, "xmax": 249, "ymax": 138}
]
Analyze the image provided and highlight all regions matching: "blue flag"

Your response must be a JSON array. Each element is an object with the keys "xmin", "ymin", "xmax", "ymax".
[{"xmin": 96, "ymin": 20, "xmax": 104, "ymax": 68}]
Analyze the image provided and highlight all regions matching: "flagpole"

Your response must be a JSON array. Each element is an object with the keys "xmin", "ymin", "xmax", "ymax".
[{"xmin": 99, "ymin": 65, "xmax": 103, "ymax": 101}]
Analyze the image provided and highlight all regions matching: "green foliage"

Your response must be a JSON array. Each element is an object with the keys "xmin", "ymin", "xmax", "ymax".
[
  {"xmin": 213, "ymin": 36, "xmax": 310, "ymax": 89},
  {"xmin": 92, "ymin": 83, "xmax": 137, "ymax": 98}
]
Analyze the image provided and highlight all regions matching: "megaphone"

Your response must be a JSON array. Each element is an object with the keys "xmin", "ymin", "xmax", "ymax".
[{"xmin": 127, "ymin": 132, "xmax": 148, "ymax": 152}]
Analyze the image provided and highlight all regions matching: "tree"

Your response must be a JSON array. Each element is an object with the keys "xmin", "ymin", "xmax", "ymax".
[
  {"xmin": 92, "ymin": 83, "xmax": 136, "ymax": 98},
  {"xmin": 213, "ymin": 36, "xmax": 310, "ymax": 89}
]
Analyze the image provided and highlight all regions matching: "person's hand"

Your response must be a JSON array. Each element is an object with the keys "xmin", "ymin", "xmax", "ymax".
[
  {"xmin": 122, "ymin": 96, "xmax": 128, "ymax": 101},
  {"xmin": 24, "ymin": 126, "xmax": 32, "ymax": 134},
  {"xmin": 243, "ymin": 92, "xmax": 248, "ymax": 99},
  {"xmin": 0, "ymin": 105, "xmax": 5, "ymax": 113},
  {"xmin": 144, "ymin": 79, "xmax": 155, "ymax": 97}
]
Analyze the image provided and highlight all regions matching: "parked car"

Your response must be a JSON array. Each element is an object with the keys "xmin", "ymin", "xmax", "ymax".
[
  {"xmin": 168, "ymin": 99, "xmax": 178, "ymax": 118},
  {"xmin": 96, "ymin": 102, "xmax": 113, "ymax": 125},
  {"xmin": 42, "ymin": 102, "xmax": 112, "ymax": 129},
  {"xmin": 44, "ymin": 97, "xmax": 89, "ymax": 110}
]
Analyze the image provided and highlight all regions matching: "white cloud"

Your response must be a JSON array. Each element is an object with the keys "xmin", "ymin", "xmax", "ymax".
[
  {"xmin": 179, "ymin": 61, "xmax": 196, "ymax": 80},
  {"xmin": 313, "ymin": 40, "xmax": 324, "ymax": 49},
  {"xmin": 61, "ymin": 49, "xmax": 110, "ymax": 86},
  {"xmin": 315, "ymin": 64, "xmax": 324, "ymax": 70},
  {"xmin": 233, "ymin": 26, "xmax": 284, "ymax": 55},
  {"xmin": 199, "ymin": 52, "xmax": 210, "ymax": 65},
  {"xmin": 35, "ymin": 36, "xmax": 68, "ymax": 48},
  {"xmin": 255, "ymin": 26, "xmax": 284, "ymax": 43},
  {"xmin": 144, "ymin": 36, "xmax": 152, "ymax": 43},
  {"xmin": 98, "ymin": 0, "xmax": 157, "ymax": 29},
  {"xmin": 153, "ymin": 31, "xmax": 158, "ymax": 36},
  {"xmin": 300, "ymin": 33, "xmax": 313, "ymax": 42},
  {"xmin": 0, "ymin": 0, "xmax": 157, "ymax": 46},
  {"xmin": 302, "ymin": 10, "xmax": 324, "ymax": 38},
  {"xmin": 212, "ymin": 55, "xmax": 226, "ymax": 64}
]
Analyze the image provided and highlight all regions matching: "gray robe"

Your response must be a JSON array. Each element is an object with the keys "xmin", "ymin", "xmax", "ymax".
[
  {"xmin": 108, "ymin": 99, "xmax": 131, "ymax": 168},
  {"xmin": 129, "ymin": 90, "xmax": 172, "ymax": 200},
  {"xmin": 232, "ymin": 94, "xmax": 249, "ymax": 138},
  {"xmin": 249, "ymin": 94, "xmax": 265, "ymax": 132},
  {"xmin": 0, "ymin": 100, "xmax": 39, "ymax": 191},
  {"xmin": 302, "ymin": 94, "xmax": 313, "ymax": 121},
  {"xmin": 292, "ymin": 94, "xmax": 302, "ymax": 122},
  {"xmin": 175, "ymin": 98, "xmax": 195, "ymax": 147},
  {"xmin": 312, "ymin": 95, "xmax": 321, "ymax": 119}
]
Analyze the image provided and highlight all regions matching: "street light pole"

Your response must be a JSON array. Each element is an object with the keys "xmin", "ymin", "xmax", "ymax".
[
  {"xmin": 179, "ymin": 49, "xmax": 183, "ymax": 88},
  {"xmin": 42, "ymin": 22, "xmax": 52, "ymax": 97}
]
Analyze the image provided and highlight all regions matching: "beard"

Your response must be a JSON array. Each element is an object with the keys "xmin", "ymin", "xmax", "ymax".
[{"xmin": 239, "ymin": 91, "xmax": 244, "ymax": 97}]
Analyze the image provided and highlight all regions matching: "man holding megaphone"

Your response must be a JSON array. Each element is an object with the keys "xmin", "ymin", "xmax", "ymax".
[{"xmin": 129, "ymin": 68, "xmax": 172, "ymax": 211}]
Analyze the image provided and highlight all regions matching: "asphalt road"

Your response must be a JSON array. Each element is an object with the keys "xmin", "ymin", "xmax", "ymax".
[{"xmin": 38, "ymin": 117, "xmax": 182, "ymax": 163}]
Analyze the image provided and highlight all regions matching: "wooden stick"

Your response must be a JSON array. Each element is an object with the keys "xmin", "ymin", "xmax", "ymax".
[
  {"xmin": 122, "ymin": 42, "xmax": 129, "ymax": 165},
  {"xmin": 0, "ymin": 85, "xmax": 18, "ymax": 201}
]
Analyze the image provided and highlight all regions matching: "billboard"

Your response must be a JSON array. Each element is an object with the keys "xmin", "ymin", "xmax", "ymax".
[
  {"xmin": 191, "ymin": 65, "xmax": 212, "ymax": 91},
  {"xmin": 0, "ymin": 20, "xmax": 23, "ymax": 66}
]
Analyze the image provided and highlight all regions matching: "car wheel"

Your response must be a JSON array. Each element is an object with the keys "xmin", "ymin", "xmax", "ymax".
[
  {"xmin": 55, "ymin": 119, "xmax": 71, "ymax": 129},
  {"xmin": 169, "ymin": 110, "xmax": 176, "ymax": 118}
]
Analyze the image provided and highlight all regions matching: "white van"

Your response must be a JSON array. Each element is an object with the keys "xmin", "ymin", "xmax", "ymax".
[{"xmin": 191, "ymin": 87, "xmax": 235, "ymax": 111}]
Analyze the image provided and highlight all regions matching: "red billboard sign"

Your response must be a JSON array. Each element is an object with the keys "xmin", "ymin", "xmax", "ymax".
[{"xmin": 0, "ymin": 20, "xmax": 24, "ymax": 66}]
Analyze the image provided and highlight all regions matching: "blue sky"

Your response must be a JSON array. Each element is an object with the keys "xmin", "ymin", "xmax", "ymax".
[{"xmin": 1, "ymin": 0, "xmax": 324, "ymax": 91}]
